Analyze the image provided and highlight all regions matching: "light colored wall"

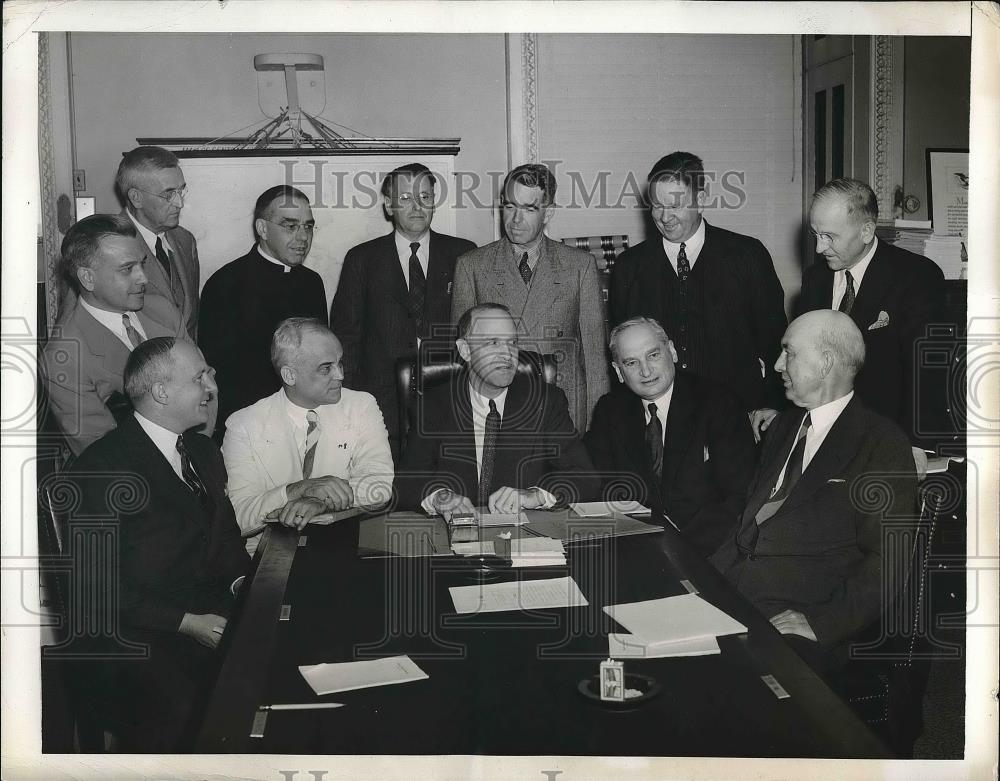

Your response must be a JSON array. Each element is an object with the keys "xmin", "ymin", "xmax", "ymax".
[
  {"xmin": 536, "ymin": 34, "xmax": 804, "ymax": 311},
  {"xmin": 68, "ymin": 32, "xmax": 508, "ymax": 250}
]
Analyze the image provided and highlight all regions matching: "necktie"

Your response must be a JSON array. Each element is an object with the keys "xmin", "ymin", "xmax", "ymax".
[
  {"xmin": 478, "ymin": 399, "xmax": 501, "ymax": 506},
  {"xmin": 408, "ymin": 242, "xmax": 427, "ymax": 336},
  {"xmin": 122, "ymin": 313, "xmax": 143, "ymax": 349},
  {"xmin": 302, "ymin": 409, "xmax": 319, "ymax": 479},
  {"xmin": 645, "ymin": 402, "xmax": 664, "ymax": 479},
  {"xmin": 175, "ymin": 435, "xmax": 206, "ymax": 499},
  {"xmin": 754, "ymin": 413, "xmax": 812, "ymax": 525},
  {"xmin": 155, "ymin": 236, "xmax": 172, "ymax": 278},
  {"xmin": 518, "ymin": 252, "xmax": 532, "ymax": 285},
  {"xmin": 839, "ymin": 269, "xmax": 856, "ymax": 314},
  {"xmin": 676, "ymin": 242, "xmax": 690, "ymax": 281}
]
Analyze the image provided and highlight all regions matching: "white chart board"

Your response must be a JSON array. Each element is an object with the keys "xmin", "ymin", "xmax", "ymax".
[{"xmin": 177, "ymin": 154, "xmax": 458, "ymax": 311}]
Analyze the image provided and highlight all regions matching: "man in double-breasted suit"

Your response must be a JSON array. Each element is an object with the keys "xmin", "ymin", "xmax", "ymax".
[
  {"xmin": 331, "ymin": 163, "xmax": 476, "ymax": 458},
  {"xmin": 395, "ymin": 304, "xmax": 600, "ymax": 517},
  {"xmin": 451, "ymin": 164, "xmax": 609, "ymax": 431},
  {"xmin": 609, "ymin": 151, "xmax": 787, "ymax": 413},
  {"xmin": 43, "ymin": 213, "xmax": 188, "ymax": 455},
  {"xmin": 585, "ymin": 317, "xmax": 756, "ymax": 557},
  {"xmin": 67, "ymin": 337, "xmax": 249, "ymax": 751},
  {"xmin": 712, "ymin": 311, "xmax": 916, "ymax": 671},
  {"xmin": 796, "ymin": 177, "xmax": 946, "ymax": 459}
]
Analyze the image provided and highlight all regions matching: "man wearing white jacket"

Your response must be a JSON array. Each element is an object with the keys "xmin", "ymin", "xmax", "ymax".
[{"xmin": 222, "ymin": 317, "xmax": 394, "ymax": 552}]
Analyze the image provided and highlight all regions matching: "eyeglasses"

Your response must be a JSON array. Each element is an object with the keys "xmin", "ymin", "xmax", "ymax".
[
  {"xmin": 395, "ymin": 193, "xmax": 436, "ymax": 207},
  {"xmin": 133, "ymin": 185, "xmax": 188, "ymax": 205},
  {"xmin": 262, "ymin": 219, "xmax": 318, "ymax": 237}
]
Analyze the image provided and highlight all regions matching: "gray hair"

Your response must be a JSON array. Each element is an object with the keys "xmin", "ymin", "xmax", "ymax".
[
  {"xmin": 812, "ymin": 178, "xmax": 879, "ymax": 225},
  {"xmin": 115, "ymin": 146, "xmax": 181, "ymax": 205},
  {"xmin": 609, "ymin": 316, "xmax": 671, "ymax": 362},
  {"xmin": 123, "ymin": 336, "xmax": 178, "ymax": 403},
  {"xmin": 270, "ymin": 317, "xmax": 332, "ymax": 374}
]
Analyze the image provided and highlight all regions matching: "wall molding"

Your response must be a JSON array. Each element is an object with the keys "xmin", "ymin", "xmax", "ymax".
[
  {"xmin": 38, "ymin": 32, "xmax": 61, "ymax": 330},
  {"xmin": 505, "ymin": 33, "xmax": 539, "ymax": 169},
  {"xmin": 870, "ymin": 35, "xmax": 904, "ymax": 225}
]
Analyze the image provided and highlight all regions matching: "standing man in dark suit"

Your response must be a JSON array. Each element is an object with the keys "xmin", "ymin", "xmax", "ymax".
[
  {"xmin": 395, "ymin": 304, "xmax": 599, "ymax": 517},
  {"xmin": 609, "ymin": 151, "xmax": 787, "ymax": 413},
  {"xmin": 584, "ymin": 317, "xmax": 756, "ymax": 556},
  {"xmin": 199, "ymin": 185, "xmax": 328, "ymax": 437},
  {"xmin": 793, "ymin": 178, "xmax": 945, "ymax": 475},
  {"xmin": 67, "ymin": 337, "xmax": 250, "ymax": 751},
  {"xmin": 451, "ymin": 163, "xmax": 609, "ymax": 431},
  {"xmin": 331, "ymin": 163, "xmax": 475, "ymax": 458},
  {"xmin": 712, "ymin": 311, "xmax": 916, "ymax": 672}
]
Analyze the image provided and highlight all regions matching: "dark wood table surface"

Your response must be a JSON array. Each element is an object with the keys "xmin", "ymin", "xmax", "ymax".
[{"xmin": 196, "ymin": 514, "xmax": 891, "ymax": 757}]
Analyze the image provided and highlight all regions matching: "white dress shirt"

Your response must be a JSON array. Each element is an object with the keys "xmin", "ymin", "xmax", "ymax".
[
  {"xmin": 641, "ymin": 383, "xmax": 675, "ymax": 445},
  {"xmin": 662, "ymin": 217, "xmax": 706, "ymax": 275},
  {"xmin": 257, "ymin": 243, "xmax": 292, "ymax": 272},
  {"xmin": 771, "ymin": 391, "xmax": 855, "ymax": 492},
  {"xmin": 832, "ymin": 237, "xmax": 878, "ymax": 309},
  {"xmin": 127, "ymin": 210, "xmax": 176, "ymax": 262},
  {"xmin": 134, "ymin": 411, "xmax": 185, "ymax": 481},
  {"xmin": 395, "ymin": 229, "xmax": 430, "ymax": 288},
  {"xmin": 78, "ymin": 297, "xmax": 148, "ymax": 350}
]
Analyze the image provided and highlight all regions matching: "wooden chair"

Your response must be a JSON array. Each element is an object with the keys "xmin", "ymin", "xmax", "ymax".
[{"xmin": 560, "ymin": 234, "xmax": 630, "ymax": 320}]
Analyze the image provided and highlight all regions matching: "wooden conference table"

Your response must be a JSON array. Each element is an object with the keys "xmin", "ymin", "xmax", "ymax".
[{"xmin": 196, "ymin": 509, "xmax": 891, "ymax": 757}]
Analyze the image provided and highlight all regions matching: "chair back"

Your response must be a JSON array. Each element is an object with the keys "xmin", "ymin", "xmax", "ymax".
[{"xmin": 395, "ymin": 349, "xmax": 556, "ymax": 458}]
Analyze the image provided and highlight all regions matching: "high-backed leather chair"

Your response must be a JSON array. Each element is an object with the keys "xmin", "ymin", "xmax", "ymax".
[{"xmin": 395, "ymin": 348, "xmax": 556, "ymax": 459}]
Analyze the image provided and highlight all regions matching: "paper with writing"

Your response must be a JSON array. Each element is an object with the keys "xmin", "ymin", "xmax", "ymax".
[
  {"xmin": 449, "ymin": 576, "xmax": 588, "ymax": 614},
  {"xmin": 299, "ymin": 655, "xmax": 428, "ymax": 696}
]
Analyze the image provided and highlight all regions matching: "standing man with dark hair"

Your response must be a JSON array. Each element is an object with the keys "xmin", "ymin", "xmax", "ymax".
[
  {"xmin": 115, "ymin": 145, "xmax": 200, "ymax": 339},
  {"xmin": 331, "ymin": 163, "xmax": 475, "ymax": 458},
  {"xmin": 42, "ymin": 213, "xmax": 188, "ymax": 455},
  {"xmin": 789, "ymin": 177, "xmax": 946, "ymax": 474},
  {"xmin": 451, "ymin": 163, "xmax": 608, "ymax": 431},
  {"xmin": 199, "ymin": 185, "xmax": 328, "ymax": 437},
  {"xmin": 66, "ymin": 337, "xmax": 249, "ymax": 751},
  {"xmin": 609, "ymin": 151, "xmax": 787, "ymax": 414}
]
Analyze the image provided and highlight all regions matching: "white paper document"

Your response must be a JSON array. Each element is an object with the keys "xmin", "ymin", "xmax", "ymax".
[
  {"xmin": 449, "ymin": 576, "xmax": 588, "ymax": 614},
  {"xmin": 475, "ymin": 511, "xmax": 529, "ymax": 527},
  {"xmin": 603, "ymin": 593, "xmax": 747, "ymax": 644},
  {"xmin": 451, "ymin": 541, "xmax": 496, "ymax": 557},
  {"xmin": 299, "ymin": 655, "xmax": 428, "ymax": 696},
  {"xmin": 609, "ymin": 632, "xmax": 720, "ymax": 658},
  {"xmin": 571, "ymin": 501, "xmax": 651, "ymax": 517},
  {"xmin": 510, "ymin": 536, "xmax": 566, "ymax": 568}
]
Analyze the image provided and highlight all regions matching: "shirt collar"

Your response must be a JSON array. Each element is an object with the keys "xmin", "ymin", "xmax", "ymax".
[
  {"xmin": 642, "ymin": 382, "xmax": 674, "ymax": 420},
  {"xmin": 508, "ymin": 236, "xmax": 544, "ymax": 268},
  {"xmin": 806, "ymin": 390, "xmax": 854, "ymax": 436},
  {"xmin": 468, "ymin": 383, "xmax": 509, "ymax": 418},
  {"xmin": 257, "ymin": 243, "xmax": 293, "ymax": 273},
  {"xmin": 126, "ymin": 209, "xmax": 164, "ymax": 250},
  {"xmin": 395, "ymin": 229, "xmax": 430, "ymax": 258},
  {"xmin": 78, "ymin": 296, "xmax": 140, "ymax": 331},
  {"xmin": 281, "ymin": 388, "xmax": 319, "ymax": 428},
  {"xmin": 842, "ymin": 236, "xmax": 878, "ymax": 286},
  {"xmin": 661, "ymin": 217, "xmax": 706, "ymax": 263},
  {"xmin": 133, "ymin": 410, "xmax": 183, "ymax": 460}
]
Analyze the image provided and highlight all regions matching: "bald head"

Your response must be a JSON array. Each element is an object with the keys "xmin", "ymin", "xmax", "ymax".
[{"xmin": 776, "ymin": 310, "xmax": 864, "ymax": 409}]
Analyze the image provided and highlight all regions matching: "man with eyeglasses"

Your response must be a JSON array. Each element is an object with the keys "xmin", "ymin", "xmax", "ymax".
[
  {"xmin": 331, "ymin": 163, "xmax": 476, "ymax": 459},
  {"xmin": 199, "ymin": 185, "xmax": 328, "ymax": 439},
  {"xmin": 451, "ymin": 163, "xmax": 609, "ymax": 431}
]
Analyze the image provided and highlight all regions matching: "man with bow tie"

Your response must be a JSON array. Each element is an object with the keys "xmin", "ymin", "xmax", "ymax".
[
  {"xmin": 712, "ymin": 310, "xmax": 917, "ymax": 672},
  {"xmin": 222, "ymin": 318, "xmax": 394, "ymax": 553}
]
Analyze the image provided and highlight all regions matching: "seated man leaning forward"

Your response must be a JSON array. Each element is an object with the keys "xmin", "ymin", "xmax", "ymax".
[
  {"xmin": 584, "ymin": 316, "xmax": 757, "ymax": 557},
  {"xmin": 222, "ymin": 317, "xmax": 394, "ymax": 552},
  {"xmin": 712, "ymin": 310, "xmax": 917, "ymax": 671},
  {"xmin": 395, "ymin": 303, "xmax": 600, "ymax": 518}
]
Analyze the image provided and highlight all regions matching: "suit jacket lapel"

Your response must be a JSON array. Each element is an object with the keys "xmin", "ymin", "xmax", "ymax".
[
  {"xmin": 848, "ymin": 245, "xmax": 893, "ymax": 332},
  {"xmin": 620, "ymin": 393, "xmax": 659, "ymax": 505},
  {"xmin": 377, "ymin": 233, "xmax": 409, "ymax": 308},
  {"xmin": 742, "ymin": 410, "xmax": 806, "ymax": 525},
  {"xmin": 73, "ymin": 304, "xmax": 132, "ymax": 379},
  {"xmin": 124, "ymin": 211, "xmax": 173, "ymax": 303},
  {"xmin": 806, "ymin": 259, "xmax": 835, "ymax": 311},
  {"xmin": 492, "ymin": 240, "xmax": 530, "ymax": 320},
  {"xmin": 662, "ymin": 376, "xmax": 697, "ymax": 488},
  {"xmin": 425, "ymin": 230, "xmax": 452, "ymax": 306},
  {"xmin": 521, "ymin": 238, "xmax": 564, "ymax": 333},
  {"xmin": 261, "ymin": 393, "xmax": 301, "ymax": 485},
  {"xmin": 121, "ymin": 416, "xmax": 202, "ymax": 518},
  {"xmin": 449, "ymin": 376, "xmax": 480, "ymax": 497}
]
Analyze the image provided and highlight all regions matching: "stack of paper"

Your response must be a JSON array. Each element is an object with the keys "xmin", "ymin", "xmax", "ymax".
[
  {"xmin": 922, "ymin": 234, "xmax": 966, "ymax": 279},
  {"xmin": 299, "ymin": 655, "xmax": 428, "ymax": 695},
  {"xmin": 451, "ymin": 541, "xmax": 496, "ymax": 557},
  {"xmin": 475, "ymin": 510, "xmax": 529, "ymax": 527},
  {"xmin": 449, "ymin": 575, "xmax": 588, "ymax": 614},
  {"xmin": 509, "ymin": 536, "xmax": 566, "ymax": 567},
  {"xmin": 603, "ymin": 593, "xmax": 747, "ymax": 658},
  {"xmin": 571, "ymin": 501, "xmax": 651, "ymax": 517}
]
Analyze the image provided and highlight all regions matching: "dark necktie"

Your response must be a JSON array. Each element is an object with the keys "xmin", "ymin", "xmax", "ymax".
[
  {"xmin": 754, "ymin": 413, "xmax": 812, "ymax": 525},
  {"xmin": 645, "ymin": 402, "xmax": 664, "ymax": 479},
  {"xmin": 478, "ymin": 399, "xmax": 501, "ymax": 506},
  {"xmin": 302, "ymin": 409, "xmax": 319, "ymax": 479},
  {"xmin": 155, "ymin": 236, "xmax": 172, "ymax": 279},
  {"xmin": 839, "ymin": 269, "xmax": 856, "ymax": 314},
  {"xmin": 175, "ymin": 435, "xmax": 206, "ymax": 500},
  {"xmin": 408, "ymin": 241, "xmax": 427, "ymax": 336},
  {"xmin": 122, "ymin": 313, "xmax": 143, "ymax": 349},
  {"xmin": 676, "ymin": 242, "xmax": 690, "ymax": 281},
  {"xmin": 518, "ymin": 252, "xmax": 532, "ymax": 285}
]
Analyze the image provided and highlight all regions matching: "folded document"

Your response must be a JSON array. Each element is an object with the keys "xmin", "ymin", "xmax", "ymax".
[
  {"xmin": 299, "ymin": 655, "xmax": 428, "ymax": 696},
  {"xmin": 603, "ymin": 593, "xmax": 747, "ymax": 654}
]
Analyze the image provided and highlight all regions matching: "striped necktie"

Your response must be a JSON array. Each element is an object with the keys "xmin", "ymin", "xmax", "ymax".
[
  {"xmin": 122, "ymin": 314, "xmax": 143, "ymax": 349},
  {"xmin": 302, "ymin": 409, "xmax": 320, "ymax": 479}
]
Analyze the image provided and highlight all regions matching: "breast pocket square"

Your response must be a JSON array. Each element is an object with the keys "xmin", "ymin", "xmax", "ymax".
[
  {"xmin": 703, "ymin": 446, "xmax": 710, "ymax": 462},
  {"xmin": 826, "ymin": 478, "xmax": 847, "ymax": 484},
  {"xmin": 868, "ymin": 310, "xmax": 890, "ymax": 330}
]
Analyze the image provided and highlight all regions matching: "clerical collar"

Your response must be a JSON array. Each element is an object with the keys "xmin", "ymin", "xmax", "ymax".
[{"xmin": 257, "ymin": 244, "xmax": 293, "ymax": 273}]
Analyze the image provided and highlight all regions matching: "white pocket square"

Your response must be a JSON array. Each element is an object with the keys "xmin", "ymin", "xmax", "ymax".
[
  {"xmin": 827, "ymin": 478, "xmax": 846, "ymax": 484},
  {"xmin": 868, "ymin": 310, "xmax": 890, "ymax": 330},
  {"xmin": 703, "ymin": 446, "xmax": 710, "ymax": 462}
]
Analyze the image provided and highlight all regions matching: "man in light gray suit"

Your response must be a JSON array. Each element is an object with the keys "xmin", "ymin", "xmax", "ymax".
[{"xmin": 451, "ymin": 164, "xmax": 608, "ymax": 430}]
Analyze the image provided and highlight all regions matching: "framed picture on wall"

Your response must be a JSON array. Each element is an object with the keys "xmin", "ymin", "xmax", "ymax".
[{"xmin": 926, "ymin": 148, "xmax": 969, "ymax": 236}]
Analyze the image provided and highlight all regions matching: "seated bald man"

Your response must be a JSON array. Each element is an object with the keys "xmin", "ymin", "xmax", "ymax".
[
  {"xmin": 394, "ymin": 303, "xmax": 600, "ymax": 517},
  {"xmin": 712, "ymin": 310, "xmax": 917, "ymax": 672}
]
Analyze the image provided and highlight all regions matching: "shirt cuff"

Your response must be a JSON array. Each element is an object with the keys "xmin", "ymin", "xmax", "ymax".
[
  {"xmin": 530, "ymin": 487, "xmax": 557, "ymax": 509},
  {"xmin": 230, "ymin": 575, "xmax": 246, "ymax": 596},
  {"xmin": 422, "ymin": 488, "xmax": 447, "ymax": 515}
]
